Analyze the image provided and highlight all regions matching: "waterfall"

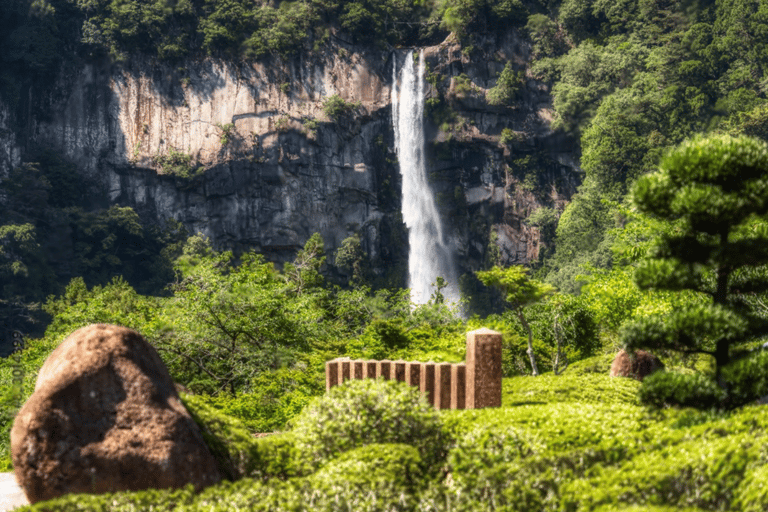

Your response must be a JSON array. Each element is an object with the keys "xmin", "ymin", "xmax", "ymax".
[{"xmin": 392, "ymin": 50, "xmax": 459, "ymax": 306}]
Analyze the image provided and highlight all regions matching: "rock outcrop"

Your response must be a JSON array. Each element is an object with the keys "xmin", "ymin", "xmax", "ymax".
[
  {"xmin": 11, "ymin": 324, "xmax": 221, "ymax": 504},
  {"xmin": 609, "ymin": 349, "xmax": 665, "ymax": 382}
]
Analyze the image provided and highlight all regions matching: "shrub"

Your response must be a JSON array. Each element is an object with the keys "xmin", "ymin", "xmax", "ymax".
[
  {"xmin": 638, "ymin": 371, "xmax": 726, "ymax": 409},
  {"xmin": 307, "ymin": 444, "xmax": 422, "ymax": 511},
  {"xmin": 180, "ymin": 393, "xmax": 260, "ymax": 480},
  {"xmin": 216, "ymin": 123, "xmax": 235, "ymax": 146},
  {"xmin": 721, "ymin": 349, "xmax": 768, "ymax": 407},
  {"xmin": 487, "ymin": 62, "xmax": 523, "ymax": 106},
  {"xmin": 733, "ymin": 463, "xmax": 768, "ymax": 512},
  {"xmin": 274, "ymin": 115, "xmax": 290, "ymax": 133},
  {"xmin": 322, "ymin": 95, "xmax": 359, "ymax": 121},
  {"xmin": 248, "ymin": 433, "xmax": 306, "ymax": 481},
  {"xmin": 290, "ymin": 379, "xmax": 448, "ymax": 475},
  {"xmin": 562, "ymin": 353, "xmax": 615, "ymax": 376},
  {"xmin": 346, "ymin": 318, "xmax": 412, "ymax": 360},
  {"xmin": 153, "ymin": 148, "xmax": 203, "ymax": 180},
  {"xmin": 503, "ymin": 373, "xmax": 640, "ymax": 406}
]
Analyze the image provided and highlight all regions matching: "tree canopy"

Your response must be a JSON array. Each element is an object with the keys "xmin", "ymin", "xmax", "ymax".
[{"xmin": 621, "ymin": 134, "xmax": 768, "ymax": 381}]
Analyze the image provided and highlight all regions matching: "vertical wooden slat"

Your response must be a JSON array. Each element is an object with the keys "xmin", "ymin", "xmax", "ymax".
[
  {"xmin": 451, "ymin": 363, "xmax": 466, "ymax": 410},
  {"xmin": 421, "ymin": 362, "xmax": 436, "ymax": 406},
  {"xmin": 326, "ymin": 359, "xmax": 339, "ymax": 391}
]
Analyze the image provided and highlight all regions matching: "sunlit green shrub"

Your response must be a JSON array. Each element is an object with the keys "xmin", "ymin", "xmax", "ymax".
[
  {"xmin": 322, "ymin": 95, "xmax": 360, "ymax": 121},
  {"xmin": 562, "ymin": 433, "xmax": 757, "ymax": 511},
  {"xmin": 306, "ymin": 443, "xmax": 422, "ymax": 511},
  {"xmin": 562, "ymin": 353, "xmax": 615, "ymax": 376},
  {"xmin": 290, "ymin": 379, "xmax": 448, "ymax": 475},
  {"xmin": 180, "ymin": 393, "xmax": 260, "ymax": 480},
  {"xmin": 502, "ymin": 373, "xmax": 640, "ymax": 407},
  {"xmin": 733, "ymin": 462, "xmax": 768, "ymax": 512},
  {"xmin": 722, "ymin": 349, "xmax": 768, "ymax": 407},
  {"xmin": 638, "ymin": 371, "xmax": 726, "ymax": 409},
  {"xmin": 193, "ymin": 366, "xmax": 323, "ymax": 433}
]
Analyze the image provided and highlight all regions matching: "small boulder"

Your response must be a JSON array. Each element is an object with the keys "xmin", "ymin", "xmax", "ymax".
[
  {"xmin": 11, "ymin": 324, "xmax": 221, "ymax": 504},
  {"xmin": 609, "ymin": 349, "xmax": 664, "ymax": 382}
]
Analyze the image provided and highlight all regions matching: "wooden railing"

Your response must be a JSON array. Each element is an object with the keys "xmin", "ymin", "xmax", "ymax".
[{"xmin": 325, "ymin": 328, "xmax": 502, "ymax": 410}]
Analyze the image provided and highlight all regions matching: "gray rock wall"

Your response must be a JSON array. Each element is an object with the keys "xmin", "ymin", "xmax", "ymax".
[{"xmin": 0, "ymin": 30, "xmax": 581, "ymax": 284}]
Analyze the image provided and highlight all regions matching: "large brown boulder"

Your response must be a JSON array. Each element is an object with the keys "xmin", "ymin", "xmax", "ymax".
[
  {"xmin": 609, "ymin": 349, "xmax": 665, "ymax": 382},
  {"xmin": 11, "ymin": 324, "xmax": 221, "ymax": 504}
]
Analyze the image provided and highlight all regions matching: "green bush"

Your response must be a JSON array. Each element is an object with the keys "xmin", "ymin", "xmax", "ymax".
[
  {"xmin": 486, "ymin": 63, "xmax": 522, "ymax": 106},
  {"xmin": 722, "ymin": 349, "xmax": 768, "ymax": 407},
  {"xmin": 322, "ymin": 95, "xmax": 360, "ymax": 122},
  {"xmin": 503, "ymin": 373, "xmax": 640, "ymax": 407},
  {"xmin": 290, "ymin": 379, "xmax": 448, "ymax": 475},
  {"xmin": 562, "ymin": 433, "xmax": 757, "ymax": 510},
  {"xmin": 561, "ymin": 353, "xmax": 615, "ymax": 376},
  {"xmin": 638, "ymin": 371, "xmax": 726, "ymax": 409},
  {"xmin": 180, "ymin": 393, "xmax": 260, "ymax": 480},
  {"xmin": 195, "ymin": 366, "xmax": 324, "ymax": 433},
  {"xmin": 733, "ymin": 462, "xmax": 768, "ymax": 512},
  {"xmin": 442, "ymin": 426, "xmax": 545, "ymax": 511},
  {"xmin": 247, "ymin": 433, "xmax": 306, "ymax": 482},
  {"xmin": 307, "ymin": 444, "xmax": 422, "ymax": 511}
]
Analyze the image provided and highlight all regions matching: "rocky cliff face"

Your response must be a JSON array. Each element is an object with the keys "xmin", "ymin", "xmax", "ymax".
[{"xmin": 1, "ymin": 29, "xmax": 580, "ymax": 287}]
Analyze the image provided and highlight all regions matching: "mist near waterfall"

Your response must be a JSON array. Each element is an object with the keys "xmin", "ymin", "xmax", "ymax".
[{"xmin": 392, "ymin": 50, "xmax": 459, "ymax": 306}]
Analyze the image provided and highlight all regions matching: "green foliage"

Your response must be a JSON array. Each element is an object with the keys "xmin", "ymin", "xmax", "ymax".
[
  {"xmin": 526, "ymin": 13, "xmax": 568, "ymax": 59},
  {"xmin": 307, "ymin": 444, "xmax": 422, "ymax": 510},
  {"xmin": 180, "ymin": 392, "xmax": 262, "ymax": 481},
  {"xmin": 7, "ymin": 364, "xmax": 768, "ymax": 511},
  {"xmin": 159, "ymin": 240, "xmax": 312, "ymax": 395},
  {"xmin": 216, "ymin": 123, "xmax": 235, "ymax": 146},
  {"xmin": 525, "ymin": 206, "xmax": 557, "ymax": 229},
  {"xmin": 436, "ymin": 0, "xmax": 527, "ymax": 41},
  {"xmin": 486, "ymin": 62, "xmax": 522, "ymax": 106},
  {"xmin": 498, "ymin": 127, "xmax": 522, "ymax": 145},
  {"xmin": 153, "ymin": 147, "xmax": 203, "ymax": 180},
  {"xmin": 503, "ymin": 373, "xmax": 640, "ymax": 406},
  {"xmin": 638, "ymin": 371, "xmax": 727, "ymax": 409},
  {"xmin": 290, "ymin": 379, "xmax": 448, "ymax": 476},
  {"xmin": 477, "ymin": 265, "xmax": 556, "ymax": 375},
  {"xmin": 624, "ymin": 135, "xmax": 768, "ymax": 381},
  {"xmin": 476, "ymin": 265, "xmax": 555, "ymax": 309},
  {"xmin": 720, "ymin": 349, "xmax": 768, "ymax": 408},
  {"xmin": 334, "ymin": 233, "xmax": 368, "ymax": 286},
  {"xmin": 321, "ymin": 94, "xmax": 360, "ymax": 122},
  {"xmin": 193, "ymin": 366, "xmax": 324, "ymax": 434},
  {"xmin": 452, "ymin": 73, "xmax": 473, "ymax": 97}
]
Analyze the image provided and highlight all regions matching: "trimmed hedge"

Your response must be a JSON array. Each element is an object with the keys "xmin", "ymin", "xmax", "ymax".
[{"xmin": 290, "ymin": 379, "xmax": 448, "ymax": 476}]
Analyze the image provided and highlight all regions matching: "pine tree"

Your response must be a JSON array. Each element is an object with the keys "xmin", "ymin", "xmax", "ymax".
[
  {"xmin": 621, "ymin": 134, "xmax": 768, "ymax": 381},
  {"xmin": 477, "ymin": 265, "xmax": 554, "ymax": 376}
]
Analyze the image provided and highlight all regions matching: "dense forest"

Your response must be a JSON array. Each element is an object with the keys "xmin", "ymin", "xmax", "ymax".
[{"xmin": 4, "ymin": 0, "xmax": 768, "ymax": 509}]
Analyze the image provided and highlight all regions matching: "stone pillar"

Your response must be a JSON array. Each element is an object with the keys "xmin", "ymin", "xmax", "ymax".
[
  {"xmin": 392, "ymin": 361, "xmax": 407, "ymax": 382},
  {"xmin": 377, "ymin": 360, "xmax": 392, "ymax": 380},
  {"xmin": 326, "ymin": 359, "xmax": 339, "ymax": 391},
  {"xmin": 421, "ymin": 362, "xmax": 436, "ymax": 406},
  {"xmin": 353, "ymin": 360, "xmax": 364, "ymax": 380},
  {"xmin": 406, "ymin": 362, "xmax": 421, "ymax": 389},
  {"xmin": 451, "ymin": 364, "xmax": 466, "ymax": 410},
  {"xmin": 466, "ymin": 328, "xmax": 502, "ymax": 409},
  {"xmin": 435, "ymin": 363, "xmax": 452, "ymax": 409}
]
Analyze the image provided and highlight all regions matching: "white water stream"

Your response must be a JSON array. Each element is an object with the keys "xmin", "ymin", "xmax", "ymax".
[{"xmin": 392, "ymin": 50, "xmax": 459, "ymax": 305}]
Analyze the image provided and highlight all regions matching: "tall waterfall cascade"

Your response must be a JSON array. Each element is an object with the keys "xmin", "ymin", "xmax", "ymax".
[{"xmin": 392, "ymin": 50, "xmax": 460, "ymax": 305}]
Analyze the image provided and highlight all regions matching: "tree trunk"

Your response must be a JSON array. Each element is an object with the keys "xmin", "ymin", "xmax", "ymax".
[{"xmin": 517, "ymin": 309, "xmax": 539, "ymax": 376}]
